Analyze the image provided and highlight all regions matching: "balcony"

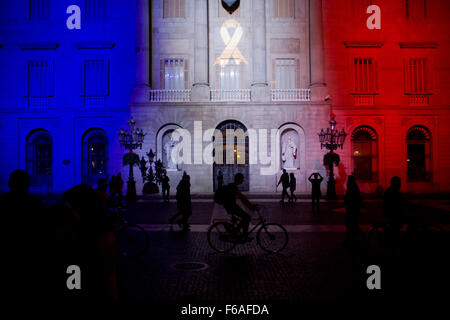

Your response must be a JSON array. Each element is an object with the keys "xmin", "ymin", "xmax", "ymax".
[
  {"xmin": 147, "ymin": 88, "xmax": 313, "ymax": 102},
  {"xmin": 271, "ymin": 89, "xmax": 311, "ymax": 101},
  {"xmin": 28, "ymin": 97, "xmax": 51, "ymax": 108},
  {"xmin": 84, "ymin": 96, "xmax": 105, "ymax": 108},
  {"xmin": 352, "ymin": 94, "xmax": 376, "ymax": 106},
  {"xmin": 407, "ymin": 94, "xmax": 430, "ymax": 106},
  {"xmin": 149, "ymin": 89, "xmax": 191, "ymax": 102},
  {"xmin": 210, "ymin": 89, "xmax": 251, "ymax": 102}
]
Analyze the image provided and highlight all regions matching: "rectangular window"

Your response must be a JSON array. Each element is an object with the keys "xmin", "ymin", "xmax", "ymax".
[
  {"xmin": 403, "ymin": 58, "xmax": 430, "ymax": 93},
  {"xmin": 163, "ymin": 0, "xmax": 185, "ymax": 18},
  {"xmin": 219, "ymin": 59, "xmax": 241, "ymax": 90},
  {"xmin": 85, "ymin": 0, "xmax": 106, "ymax": 20},
  {"xmin": 275, "ymin": 59, "xmax": 296, "ymax": 89},
  {"xmin": 84, "ymin": 60, "xmax": 109, "ymax": 96},
  {"xmin": 274, "ymin": 0, "xmax": 295, "ymax": 18},
  {"xmin": 353, "ymin": 58, "xmax": 378, "ymax": 93},
  {"xmin": 29, "ymin": 0, "xmax": 50, "ymax": 20},
  {"xmin": 405, "ymin": 0, "xmax": 428, "ymax": 19},
  {"xmin": 28, "ymin": 60, "xmax": 53, "ymax": 97},
  {"xmin": 163, "ymin": 59, "xmax": 185, "ymax": 89}
]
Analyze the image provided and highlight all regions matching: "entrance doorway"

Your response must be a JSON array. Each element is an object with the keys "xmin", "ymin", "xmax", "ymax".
[{"xmin": 213, "ymin": 120, "xmax": 249, "ymax": 191}]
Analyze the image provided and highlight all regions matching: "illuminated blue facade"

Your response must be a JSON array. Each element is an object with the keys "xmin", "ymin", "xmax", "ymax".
[{"xmin": 0, "ymin": 0, "xmax": 135, "ymax": 193}]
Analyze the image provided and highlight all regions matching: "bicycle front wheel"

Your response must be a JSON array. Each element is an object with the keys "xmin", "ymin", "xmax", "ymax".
[
  {"xmin": 207, "ymin": 222, "xmax": 237, "ymax": 253},
  {"xmin": 117, "ymin": 224, "xmax": 149, "ymax": 258},
  {"xmin": 257, "ymin": 223, "xmax": 288, "ymax": 253}
]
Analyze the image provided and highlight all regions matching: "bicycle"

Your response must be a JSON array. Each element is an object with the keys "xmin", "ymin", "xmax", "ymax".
[
  {"xmin": 111, "ymin": 205, "xmax": 149, "ymax": 258},
  {"xmin": 207, "ymin": 206, "xmax": 288, "ymax": 253}
]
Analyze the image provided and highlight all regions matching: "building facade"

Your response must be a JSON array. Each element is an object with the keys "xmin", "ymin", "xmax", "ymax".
[
  {"xmin": 132, "ymin": 0, "xmax": 331, "ymax": 194},
  {"xmin": 1, "ymin": 0, "xmax": 449, "ymax": 195},
  {"xmin": 0, "ymin": 0, "xmax": 135, "ymax": 193}
]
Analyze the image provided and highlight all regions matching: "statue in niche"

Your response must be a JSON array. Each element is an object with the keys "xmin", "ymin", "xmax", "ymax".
[
  {"xmin": 163, "ymin": 132, "xmax": 179, "ymax": 170},
  {"xmin": 281, "ymin": 133, "xmax": 298, "ymax": 169}
]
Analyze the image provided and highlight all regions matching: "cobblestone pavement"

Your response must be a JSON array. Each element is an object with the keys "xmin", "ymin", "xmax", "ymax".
[{"xmin": 117, "ymin": 198, "xmax": 450, "ymax": 302}]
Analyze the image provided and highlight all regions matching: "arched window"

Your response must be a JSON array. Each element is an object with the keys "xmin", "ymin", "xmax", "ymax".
[
  {"xmin": 213, "ymin": 120, "xmax": 249, "ymax": 191},
  {"xmin": 82, "ymin": 128, "xmax": 108, "ymax": 185},
  {"xmin": 406, "ymin": 125, "xmax": 431, "ymax": 181},
  {"xmin": 26, "ymin": 129, "xmax": 52, "ymax": 186},
  {"xmin": 351, "ymin": 126, "xmax": 378, "ymax": 182}
]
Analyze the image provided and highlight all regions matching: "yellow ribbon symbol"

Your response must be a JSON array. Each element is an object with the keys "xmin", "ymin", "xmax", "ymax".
[{"xmin": 215, "ymin": 20, "xmax": 247, "ymax": 65}]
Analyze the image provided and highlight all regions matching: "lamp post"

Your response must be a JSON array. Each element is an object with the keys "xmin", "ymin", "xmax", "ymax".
[
  {"xmin": 317, "ymin": 117, "xmax": 347, "ymax": 200},
  {"xmin": 118, "ymin": 117, "xmax": 146, "ymax": 200}
]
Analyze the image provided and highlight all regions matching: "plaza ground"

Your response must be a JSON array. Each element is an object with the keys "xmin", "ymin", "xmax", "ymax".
[{"xmin": 115, "ymin": 195, "xmax": 450, "ymax": 303}]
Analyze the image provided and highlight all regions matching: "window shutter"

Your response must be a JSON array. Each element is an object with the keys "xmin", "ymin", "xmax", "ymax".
[
  {"xmin": 216, "ymin": 64, "xmax": 221, "ymax": 89},
  {"xmin": 105, "ymin": 60, "xmax": 110, "ymax": 95},
  {"xmin": 184, "ymin": 59, "xmax": 189, "ymax": 89},
  {"xmin": 425, "ymin": 59, "xmax": 432, "ymax": 92},
  {"xmin": 374, "ymin": 60, "xmax": 378, "ymax": 93},
  {"xmin": 272, "ymin": 59, "xmax": 276, "ymax": 88},
  {"xmin": 160, "ymin": 59, "xmax": 165, "ymax": 89},
  {"xmin": 295, "ymin": 59, "xmax": 300, "ymax": 88}
]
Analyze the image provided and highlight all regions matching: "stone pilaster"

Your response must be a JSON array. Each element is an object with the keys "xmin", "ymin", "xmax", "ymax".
[
  {"xmin": 251, "ymin": 0, "xmax": 270, "ymax": 102},
  {"xmin": 131, "ymin": 0, "xmax": 150, "ymax": 103},
  {"xmin": 309, "ymin": 0, "xmax": 328, "ymax": 101},
  {"xmin": 191, "ymin": 0, "xmax": 210, "ymax": 102}
]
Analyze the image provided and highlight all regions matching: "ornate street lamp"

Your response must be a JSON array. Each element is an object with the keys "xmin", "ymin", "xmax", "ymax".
[
  {"xmin": 317, "ymin": 117, "xmax": 347, "ymax": 199},
  {"xmin": 118, "ymin": 117, "xmax": 146, "ymax": 200}
]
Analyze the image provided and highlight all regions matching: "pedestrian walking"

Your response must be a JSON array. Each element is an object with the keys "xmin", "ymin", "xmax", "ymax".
[
  {"xmin": 116, "ymin": 172, "xmax": 124, "ymax": 207},
  {"xmin": 169, "ymin": 174, "xmax": 192, "ymax": 231},
  {"xmin": 308, "ymin": 172, "xmax": 323, "ymax": 211},
  {"xmin": 289, "ymin": 173, "xmax": 297, "ymax": 202},
  {"xmin": 344, "ymin": 175, "xmax": 363, "ymax": 244},
  {"xmin": 217, "ymin": 170, "xmax": 224, "ymax": 190},
  {"xmin": 277, "ymin": 169, "xmax": 291, "ymax": 203},
  {"xmin": 161, "ymin": 170, "xmax": 170, "ymax": 202}
]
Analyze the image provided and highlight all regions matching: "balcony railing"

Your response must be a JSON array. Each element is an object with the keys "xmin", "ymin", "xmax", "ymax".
[
  {"xmin": 271, "ymin": 89, "xmax": 311, "ymax": 101},
  {"xmin": 407, "ymin": 94, "xmax": 430, "ymax": 106},
  {"xmin": 352, "ymin": 94, "xmax": 376, "ymax": 106},
  {"xmin": 211, "ymin": 89, "xmax": 251, "ymax": 102},
  {"xmin": 149, "ymin": 89, "xmax": 191, "ymax": 102},
  {"xmin": 84, "ymin": 96, "xmax": 105, "ymax": 108},
  {"xmin": 28, "ymin": 97, "xmax": 50, "ymax": 108}
]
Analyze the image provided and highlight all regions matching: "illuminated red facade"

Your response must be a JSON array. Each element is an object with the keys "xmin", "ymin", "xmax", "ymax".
[{"xmin": 322, "ymin": 0, "xmax": 450, "ymax": 193}]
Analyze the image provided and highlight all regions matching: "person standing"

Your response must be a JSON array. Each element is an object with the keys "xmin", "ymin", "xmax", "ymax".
[
  {"xmin": 344, "ymin": 175, "xmax": 363, "ymax": 244},
  {"xmin": 277, "ymin": 169, "xmax": 291, "ymax": 203},
  {"xmin": 289, "ymin": 173, "xmax": 297, "ymax": 202},
  {"xmin": 308, "ymin": 172, "xmax": 323, "ymax": 211},
  {"xmin": 169, "ymin": 174, "xmax": 192, "ymax": 231},
  {"xmin": 116, "ymin": 173, "xmax": 124, "ymax": 207},
  {"xmin": 383, "ymin": 176, "xmax": 407, "ymax": 245},
  {"xmin": 161, "ymin": 170, "xmax": 170, "ymax": 202},
  {"xmin": 217, "ymin": 170, "xmax": 224, "ymax": 190}
]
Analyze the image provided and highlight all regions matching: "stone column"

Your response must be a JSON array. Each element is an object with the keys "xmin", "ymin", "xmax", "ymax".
[
  {"xmin": 309, "ymin": 0, "xmax": 328, "ymax": 101},
  {"xmin": 191, "ymin": 0, "xmax": 210, "ymax": 102},
  {"xmin": 251, "ymin": 0, "xmax": 270, "ymax": 102},
  {"xmin": 131, "ymin": 0, "xmax": 150, "ymax": 103}
]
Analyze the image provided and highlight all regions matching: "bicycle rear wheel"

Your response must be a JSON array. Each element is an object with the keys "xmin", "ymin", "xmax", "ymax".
[
  {"xmin": 257, "ymin": 223, "xmax": 288, "ymax": 253},
  {"xmin": 207, "ymin": 222, "xmax": 237, "ymax": 253},
  {"xmin": 117, "ymin": 224, "xmax": 149, "ymax": 258}
]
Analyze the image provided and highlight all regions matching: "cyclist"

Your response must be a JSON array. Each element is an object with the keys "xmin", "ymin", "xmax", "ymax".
[{"xmin": 223, "ymin": 173, "xmax": 258, "ymax": 242}]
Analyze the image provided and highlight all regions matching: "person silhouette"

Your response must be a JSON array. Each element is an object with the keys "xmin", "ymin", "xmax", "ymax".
[
  {"xmin": 383, "ymin": 176, "xmax": 407, "ymax": 245},
  {"xmin": 289, "ymin": 173, "xmax": 297, "ymax": 203},
  {"xmin": 344, "ymin": 175, "xmax": 363, "ymax": 244},
  {"xmin": 161, "ymin": 170, "xmax": 170, "ymax": 202},
  {"xmin": 217, "ymin": 170, "xmax": 224, "ymax": 190},
  {"xmin": 277, "ymin": 169, "xmax": 291, "ymax": 203},
  {"xmin": 0, "ymin": 169, "xmax": 46, "ymax": 299},
  {"xmin": 169, "ymin": 174, "xmax": 192, "ymax": 231},
  {"xmin": 308, "ymin": 172, "xmax": 323, "ymax": 212}
]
